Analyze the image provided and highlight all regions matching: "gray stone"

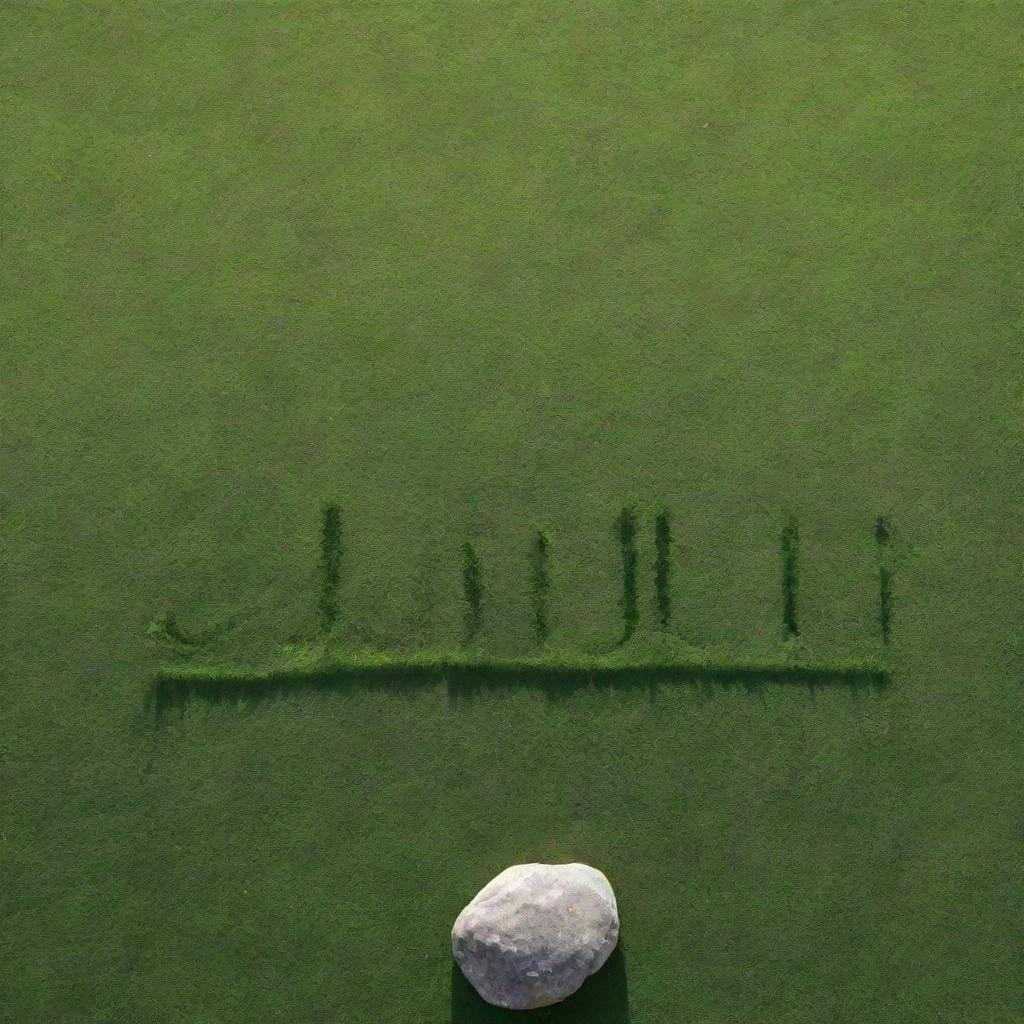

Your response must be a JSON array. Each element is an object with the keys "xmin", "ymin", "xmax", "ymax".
[{"xmin": 451, "ymin": 862, "xmax": 619, "ymax": 1010}]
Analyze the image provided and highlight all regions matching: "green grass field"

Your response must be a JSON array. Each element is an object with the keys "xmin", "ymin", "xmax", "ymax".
[{"xmin": 2, "ymin": 2, "xmax": 1021, "ymax": 1022}]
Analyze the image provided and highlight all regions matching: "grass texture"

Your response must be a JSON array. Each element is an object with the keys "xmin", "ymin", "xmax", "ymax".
[{"xmin": 2, "ymin": 2, "xmax": 1021, "ymax": 1023}]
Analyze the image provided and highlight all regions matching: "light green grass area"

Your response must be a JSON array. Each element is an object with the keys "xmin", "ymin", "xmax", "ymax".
[{"xmin": 2, "ymin": 2, "xmax": 1021, "ymax": 1022}]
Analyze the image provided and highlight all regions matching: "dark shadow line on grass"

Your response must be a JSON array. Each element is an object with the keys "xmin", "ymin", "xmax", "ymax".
[{"xmin": 145, "ymin": 662, "xmax": 889, "ymax": 727}]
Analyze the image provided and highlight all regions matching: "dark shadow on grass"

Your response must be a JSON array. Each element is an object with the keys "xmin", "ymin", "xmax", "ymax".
[
  {"xmin": 146, "ymin": 662, "xmax": 889, "ymax": 727},
  {"xmin": 451, "ymin": 945, "xmax": 629, "ymax": 1024}
]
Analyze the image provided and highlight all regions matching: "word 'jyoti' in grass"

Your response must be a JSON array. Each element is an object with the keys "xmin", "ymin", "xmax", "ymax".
[
  {"xmin": 152, "ymin": 505, "xmax": 895, "ymax": 677},
  {"xmin": 148, "ymin": 505, "xmax": 896, "ymax": 722}
]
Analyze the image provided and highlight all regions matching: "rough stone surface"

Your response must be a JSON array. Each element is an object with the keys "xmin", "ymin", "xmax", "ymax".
[{"xmin": 451, "ymin": 862, "xmax": 619, "ymax": 1010}]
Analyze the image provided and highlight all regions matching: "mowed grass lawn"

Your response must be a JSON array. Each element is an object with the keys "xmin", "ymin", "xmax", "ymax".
[{"xmin": 2, "ymin": 2, "xmax": 1021, "ymax": 1022}]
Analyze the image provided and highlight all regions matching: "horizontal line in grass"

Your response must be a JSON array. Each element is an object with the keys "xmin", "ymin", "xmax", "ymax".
[
  {"xmin": 156, "ymin": 655, "xmax": 888, "ymax": 681},
  {"xmin": 147, "ymin": 654, "xmax": 890, "ymax": 722}
]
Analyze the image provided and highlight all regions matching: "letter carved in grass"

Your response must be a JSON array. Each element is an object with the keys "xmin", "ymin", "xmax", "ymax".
[
  {"xmin": 875, "ymin": 516, "xmax": 893, "ymax": 644},
  {"xmin": 616, "ymin": 506, "xmax": 639, "ymax": 642},
  {"xmin": 318, "ymin": 504, "xmax": 343, "ymax": 634},
  {"xmin": 654, "ymin": 510, "xmax": 672, "ymax": 628},
  {"xmin": 530, "ymin": 529, "xmax": 552, "ymax": 646},
  {"xmin": 781, "ymin": 515, "xmax": 800, "ymax": 639},
  {"xmin": 462, "ymin": 541, "xmax": 484, "ymax": 645}
]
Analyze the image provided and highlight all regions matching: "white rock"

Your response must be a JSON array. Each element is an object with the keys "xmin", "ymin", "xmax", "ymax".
[{"xmin": 451, "ymin": 862, "xmax": 619, "ymax": 1010}]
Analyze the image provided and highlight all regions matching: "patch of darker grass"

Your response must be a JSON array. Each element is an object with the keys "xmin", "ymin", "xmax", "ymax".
[
  {"xmin": 529, "ymin": 529, "xmax": 552, "ymax": 646},
  {"xmin": 146, "ymin": 610, "xmax": 242, "ymax": 652},
  {"xmin": 462, "ymin": 541, "xmax": 484, "ymax": 645},
  {"xmin": 147, "ymin": 610, "xmax": 200, "ymax": 647},
  {"xmin": 146, "ymin": 660, "xmax": 890, "ymax": 726},
  {"xmin": 876, "ymin": 515, "xmax": 892, "ymax": 644},
  {"xmin": 318, "ymin": 504, "xmax": 343, "ymax": 634},
  {"xmin": 781, "ymin": 515, "xmax": 800, "ymax": 639},
  {"xmin": 616, "ymin": 506, "xmax": 639, "ymax": 642},
  {"xmin": 653, "ymin": 510, "xmax": 672, "ymax": 628}
]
